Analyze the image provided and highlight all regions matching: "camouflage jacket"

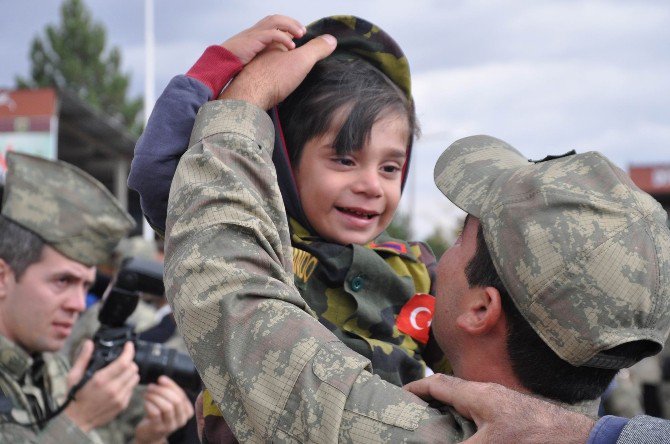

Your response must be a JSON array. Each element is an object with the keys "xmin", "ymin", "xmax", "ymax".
[
  {"xmin": 165, "ymin": 99, "xmax": 475, "ymax": 442},
  {"xmin": 201, "ymin": 220, "xmax": 450, "ymax": 441},
  {"xmin": 290, "ymin": 220, "xmax": 449, "ymax": 386},
  {"xmin": 0, "ymin": 335, "xmax": 102, "ymax": 443}
]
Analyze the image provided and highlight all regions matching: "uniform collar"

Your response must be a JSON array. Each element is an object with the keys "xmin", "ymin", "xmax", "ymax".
[
  {"xmin": 366, "ymin": 231, "xmax": 416, "ymax": 260},
  {"xmin": 0, "ymin": 334, "xmax": 35, "ymax": 382},
  {"xmin": 289, "ymin": 218, "xmax": 418, "ymax": 261}
]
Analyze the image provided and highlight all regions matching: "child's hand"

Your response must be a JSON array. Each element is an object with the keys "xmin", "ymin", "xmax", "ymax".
[{"xmin": 222, "ymin": 15, "xmax": 306, "ymax": 65}]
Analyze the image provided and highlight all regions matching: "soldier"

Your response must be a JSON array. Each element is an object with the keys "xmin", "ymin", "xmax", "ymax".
[
  {"xmin": 0, "ymin": 153, "xmax": 192, "ymax": 442},
  {"xmin": 130, "ymin": 15, "xmax": 447, "ymax": 441},
  {"xmin": 164, "ymin": 30, "xmax": 670, "ymax": 442}
]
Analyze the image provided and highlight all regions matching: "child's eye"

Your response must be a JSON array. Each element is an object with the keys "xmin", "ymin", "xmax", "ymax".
[
  {"xmin": 333, "ymin": 157, "xmax": 355, "ymax": 166},
  {"xmin": 381, "ymin": 165, "xmax": 401, "ymax": 174}
]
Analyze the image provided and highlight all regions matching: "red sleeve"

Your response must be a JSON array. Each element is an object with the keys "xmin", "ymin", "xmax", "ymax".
[{"xmin": 186, "ymin": 45, "xmax": 244, "ymax": 98}]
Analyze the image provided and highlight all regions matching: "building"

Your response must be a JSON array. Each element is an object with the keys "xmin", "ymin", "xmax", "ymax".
[
  {"xmin": 0, "ymin": 87, "xmax": 143, "ymax": 234},
  {"xmin": 629, "ymin": 164, "xmax": 670, "ymax": 227}
]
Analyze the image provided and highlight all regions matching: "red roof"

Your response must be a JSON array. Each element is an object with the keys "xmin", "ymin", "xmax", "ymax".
[
  {"xmin": 0, "ymin": 88, "xmax": 57, "ymax": 118},
  {"xmin": 629, "ymin": 165, "xmax": 670, "ymax": 194}
]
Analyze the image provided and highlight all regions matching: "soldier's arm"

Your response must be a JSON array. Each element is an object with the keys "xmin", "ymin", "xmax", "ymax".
[{"xmin": 165, "ymin": 97, "xmax": 472, "ymax": 442}]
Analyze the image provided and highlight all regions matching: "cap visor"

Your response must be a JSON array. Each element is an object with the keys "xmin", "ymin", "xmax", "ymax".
[{"xmin": 434, "ymin": 135, "xmax": 530, "ymax": 217}]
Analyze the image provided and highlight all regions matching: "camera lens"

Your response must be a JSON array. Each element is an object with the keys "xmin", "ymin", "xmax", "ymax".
[{"xmin": 134, "ymin": 340, "xmax": 201, "ymax": 392}]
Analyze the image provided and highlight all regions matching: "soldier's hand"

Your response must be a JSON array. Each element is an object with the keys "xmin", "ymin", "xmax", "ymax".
[
  {"xmin": 134, "ymin": 376, "xmax": 194, "ymax": 444},
  {"xmin": 222, "ymin": 14, "xmax": 306, "ymax": 65},
  {"xmin": 65, "ymin": 340, "xmax": 140, "ymax": 432},
  {"xmin": 219, "ymin": 33, "xmax": 337, "ymax": 110},
  {"xmin": 404, "ymin": 374, "xmax": 596, "ymax": 444}
]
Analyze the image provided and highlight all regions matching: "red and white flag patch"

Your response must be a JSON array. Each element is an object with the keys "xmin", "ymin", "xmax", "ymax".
[{"xmin": 396, "ymin": 293, "xmax": 435, "ymax": 344}]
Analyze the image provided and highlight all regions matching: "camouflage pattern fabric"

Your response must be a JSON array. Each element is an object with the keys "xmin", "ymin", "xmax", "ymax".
[
  {"xmin": 200, "ymin": 219, "xmax": 450, "ymax": 439},
  {"xmin": 0, "ymin": 335, "xmax": 103, "ymax": 443},
  {"xmin": 295, "ymin": 15, "xmax": 411, "ymax": 100},
  {"xmin": 2, "ymin": 152, "xmax": 135, "ymax": 267},
  {"xmin": 434, "ymin": 135, "xmax": 670, "ymax": 368},
  {"xmin": 288, "ymin": 219, "xmax": 449, "ymax": 386},
  {"xmin": 165, "ymin": 99, "xmax": 475, "ymax": 442}
]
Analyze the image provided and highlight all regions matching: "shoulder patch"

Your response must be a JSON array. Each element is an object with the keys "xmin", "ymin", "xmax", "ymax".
[
  {"xmin": 368, "ymin": 241, "xmax": 408, "ymax": 255},
  {"xmin": 396, "ymin": 293, "xmax": 435, "ymax": 344}
]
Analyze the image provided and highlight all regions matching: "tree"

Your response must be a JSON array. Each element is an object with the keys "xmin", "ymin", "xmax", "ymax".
[
  {"xmin": 423, "ymin": 225, "xmax": 450, "ymax": 260},
  {"xmin": 16, "ymin": 0, "xmax": 142, "ymax": 134},
  {"xmin": 386, "ymin": 211, "xmax": 413, "ymax": 240}
]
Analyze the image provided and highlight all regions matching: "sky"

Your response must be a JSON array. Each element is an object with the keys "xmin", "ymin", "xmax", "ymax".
[{"xmin": 2, "ymin": 0, "xmax": 669, "ymax": 240}]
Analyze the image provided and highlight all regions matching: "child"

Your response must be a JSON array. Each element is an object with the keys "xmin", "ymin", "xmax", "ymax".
[{"xmin": 129, "ymin": 14, "xmax": 449, "ymax": 441}]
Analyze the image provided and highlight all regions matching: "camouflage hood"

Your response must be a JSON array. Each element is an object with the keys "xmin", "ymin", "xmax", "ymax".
[
  {"xmin": 271, "ymin": 15, "xmax": 412, "ymax": 236},
  {"xmin": 434, "ymin": 135, "xmax": 670, "ymax": 369}
]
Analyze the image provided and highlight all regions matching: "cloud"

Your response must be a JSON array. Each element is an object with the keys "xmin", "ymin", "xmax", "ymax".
[
  {"xmin": 2, "ymin": 0, "xmax": 667, "ymax": 242},
  {"xmin": 404, "ymin": 56, "xmax": 670, "ymax": 239},
  {"xmin": 413, "ymin": 60, "xmax": 670, "ymax": 166}
]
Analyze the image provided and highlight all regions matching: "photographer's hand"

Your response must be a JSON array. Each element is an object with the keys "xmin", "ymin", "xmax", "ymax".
[
  {"xmin": 134, "ymin": 376, "xmax": 194, "ymax": 444},
  {"xmin": 65, "ymin": 340, "xmax": 140, "ymax": 432}
]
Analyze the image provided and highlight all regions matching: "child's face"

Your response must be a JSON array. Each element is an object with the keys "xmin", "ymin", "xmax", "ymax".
[{"xmin": 294, "ymin": 113, "xmax": 408, "ymax": 245}]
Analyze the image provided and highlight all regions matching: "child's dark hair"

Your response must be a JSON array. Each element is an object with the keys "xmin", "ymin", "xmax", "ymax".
[{"xmin": 278, "ymin": 54, "xmax": 419, "ymax": 166}]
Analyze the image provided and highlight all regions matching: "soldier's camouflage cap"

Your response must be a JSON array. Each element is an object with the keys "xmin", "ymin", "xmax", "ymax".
[
  {"xmin": 295, "ymin": 15, "xmax": 411, "ymax": 100},
  {"xmin": 434, "ymin": 135, "xmax": 670, "ymax": 369},
  {"xmin": 2, "ymin": 152, "xmax": 136, "ymax": 266}
]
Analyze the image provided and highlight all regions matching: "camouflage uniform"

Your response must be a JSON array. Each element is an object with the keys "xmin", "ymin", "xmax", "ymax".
[
  {"xmin": 193, "ymin": 16, "xmax": 451, "ymax": 440},
  {"xmin": 166, "ymin": 104, "xmax": 670, "ymax": 441},
  {"xmin": 0, "ymin": 335, "xmax": 103, "ymax": 443},
  {"xmin": 433, "ymin": 136, "xmax": 670, "ymax": 369},
  {"xmin": 0, "ymin": 153, "xmax": 135, "ymax": 443},
  {"xmin": 289, "ymin": 220, "xmax": 449, "ymax": 386},
  {"xmin": 166, "ymin": 100, "xmax": 476, "ymax": 442},
  {"xmin": 201, "ymin": 218, "xmax": 449, "ymax": 439}
]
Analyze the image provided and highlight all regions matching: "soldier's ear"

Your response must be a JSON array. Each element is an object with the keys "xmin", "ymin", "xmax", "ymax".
[
  {"xmin": 0, "ymin": 259, "xmax": 15, "ymax": 299},
  {"xmin": 456, "ymin": 286, "xmax": 502, "ymax": 335}
]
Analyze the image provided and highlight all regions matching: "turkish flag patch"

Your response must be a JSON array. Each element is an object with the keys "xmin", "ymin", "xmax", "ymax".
[{"xmin": 396, "ymin": 293, "xmax": 435, "ymax": 344}]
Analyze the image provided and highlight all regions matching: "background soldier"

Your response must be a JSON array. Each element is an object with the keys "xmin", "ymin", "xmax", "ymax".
[{"xmin": 0, "ymin": 152, "xmax": 192, "ymax": 442}]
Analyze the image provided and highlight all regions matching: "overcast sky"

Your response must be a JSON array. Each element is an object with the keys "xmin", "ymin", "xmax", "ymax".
[{"xmin": 2, "ymin": 0, "xmax": 669, "ymax": 240}]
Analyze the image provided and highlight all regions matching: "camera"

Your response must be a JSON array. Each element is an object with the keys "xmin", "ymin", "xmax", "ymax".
[{"xmin": 83, "ymin": 257, "xmax": 201, "ymax": 393}]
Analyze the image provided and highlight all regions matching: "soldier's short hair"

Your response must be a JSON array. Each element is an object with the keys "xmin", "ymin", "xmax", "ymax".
[
  {"xmin": 0, "ymin": 215, "xmax": 44, "ymax": 280},
  {"xmin": 466, "ymin": 223, "xmax": 657, "ymax": 403}
]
